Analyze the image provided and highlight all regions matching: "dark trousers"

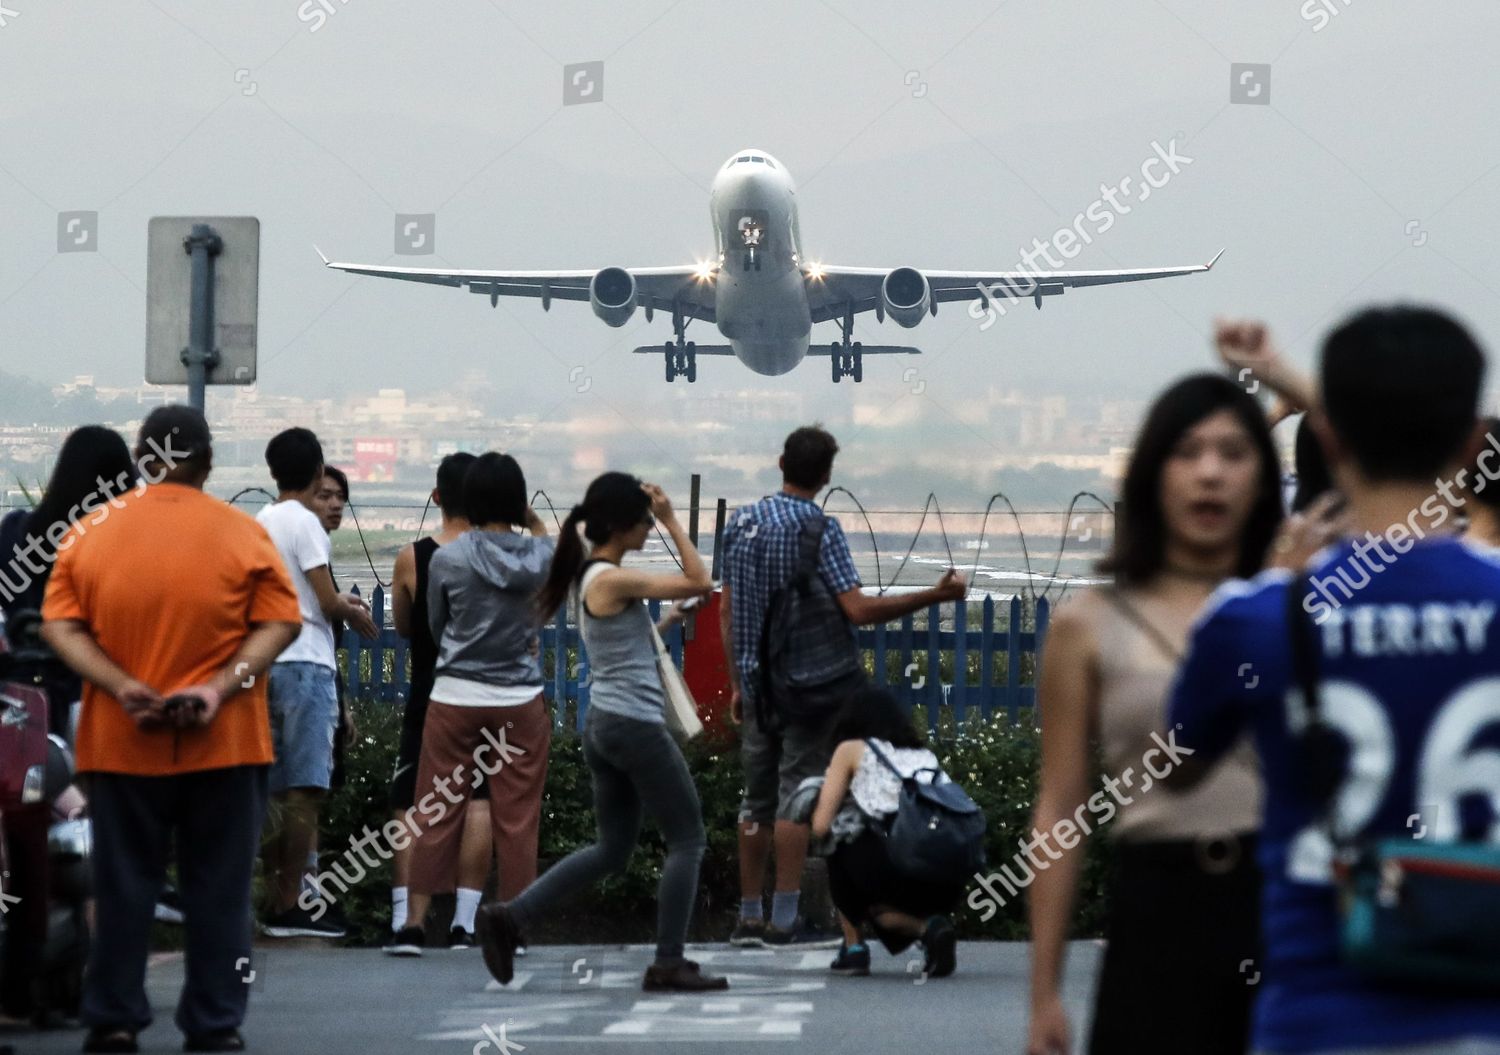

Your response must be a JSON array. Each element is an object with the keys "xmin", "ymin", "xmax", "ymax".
[
  {"xmin": 1089, "ymin": 833, "xmax": 1260, "ymax": 1055},
  {"xmin": 510, "ymin": 707, "xmax": 706, "ymax": 963},
  {"xmin": 83, "ymin": 765, "xmax": 269, "ymax": 1036},
  {"xmin": 0, "ymin": 805, "xmax": 49, "ymax": 1017}
]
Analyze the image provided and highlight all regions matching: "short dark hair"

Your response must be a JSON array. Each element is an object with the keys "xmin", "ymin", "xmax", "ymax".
[
  {"xmin": 265, "ymin": 427, "xmax": 325, "ymax": 493},
  {"xmin": 782, "ymin": 425, "xmax": 839, "ymax": 490},
  {"xmin": 322, "ymin": 465, "xmax": 348, "ymax": 500},
  {"xmin": 1100, "ymin": 373, "xmax": 1283, "ymax": 587},
  {"xmin": 1321, "ymin": 305, "xmax": 1484, "ymax": 483},
  {"xmin": 435, "ymin": 452, "xmax": 477, "ymax": 517},
  {"xmin": 463, "ymin": 452, "xmax": 527, "ymax": 527},
  {"xmin": 136, "ymin": 405, "xmax": 212, "ymax": 483}
]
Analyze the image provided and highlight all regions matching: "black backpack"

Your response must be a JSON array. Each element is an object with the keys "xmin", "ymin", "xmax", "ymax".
[
  {"xmin": 865, "ymin": 739, "xmax": 987, "ymax": 884},
  {"xmin": 756, "ymin": 514, "xmax": 865, "ymax": 731}
]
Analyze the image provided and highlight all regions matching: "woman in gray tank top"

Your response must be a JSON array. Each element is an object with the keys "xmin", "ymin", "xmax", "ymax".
[{"xmin": 476, "ymin": 472, "xmax": 727, "ymax": 992}]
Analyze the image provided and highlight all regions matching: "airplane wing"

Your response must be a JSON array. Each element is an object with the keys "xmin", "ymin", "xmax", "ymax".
[
  {"xmin": 804, "ymin": 250, "xmax": 1223, "ymax": 324},
  {"xmin": 316, "ymin": 249, "xmax": 718, "ymax": 323}
]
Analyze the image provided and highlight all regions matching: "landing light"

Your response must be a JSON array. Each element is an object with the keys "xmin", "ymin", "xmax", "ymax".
[
  {"xmin": 806, "ymin": 261, "xmax": 826, "ymax": 280},
  {"xmin": 694, "ymin": 260, "xmax": 714, "ymax": 280}
]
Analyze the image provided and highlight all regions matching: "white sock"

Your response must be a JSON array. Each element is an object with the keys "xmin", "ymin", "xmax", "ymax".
[
  {"xmin": 453, "ymin": 888, "xmax": 482, "ymax": 933},
  {"xmin": 391, "ymin": 886, "xmax": 409, "ymax": 932}
]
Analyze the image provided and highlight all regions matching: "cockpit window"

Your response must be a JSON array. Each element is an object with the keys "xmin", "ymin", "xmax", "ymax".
[
  {"xmin": 736, "ymin": 155, "xmax": 750, "ymax": 163},
  {"xmin": 763, "ymin": 157, "xmax": 776, "ymax": 168},
  {"xmin": 749, "ymin": 155, "xmax": 764, "ymax": 163}
]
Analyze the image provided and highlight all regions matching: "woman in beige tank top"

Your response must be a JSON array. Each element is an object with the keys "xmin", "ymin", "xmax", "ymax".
[{"xmin": 1026, "ymin": 374, "xmax": 1290, "ymax": 1055}]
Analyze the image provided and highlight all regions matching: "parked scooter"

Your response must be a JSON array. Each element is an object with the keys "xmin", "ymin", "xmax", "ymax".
[{"xmin": 0, "ymin": 609, "xmax": 90, "ymax": 1025}]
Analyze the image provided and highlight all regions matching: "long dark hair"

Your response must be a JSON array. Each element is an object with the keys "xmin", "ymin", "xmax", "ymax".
[
  {"xmin": 27, "ymin": 426, "xmax": 136, "ymax": 561},
  {"xmin": 1291, "ymin": 413, "xmax": 1334, "ymax": 513},
  {"xmin": 830, "ymin": 686, "xmax": 926, "ymax": 749},
  {"xmin": 1099, "ymin": 373, "xmax": 1283, "ymax": 587},
  {"xmin": 534, "ymin": 471, "xmax": 651, "ymax": 620}
]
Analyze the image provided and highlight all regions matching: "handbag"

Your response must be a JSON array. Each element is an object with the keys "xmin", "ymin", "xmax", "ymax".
[
  {"xmin": 650, "ymin": 623, "xmax": 704, "ymax": 741},
  {"xmin": 1287, "ymin": 573, "xmax": 1500, "ymax": 991},
  {"xmin": 579, "ymin": 562, "xmax": 703, "ymax": 740}
]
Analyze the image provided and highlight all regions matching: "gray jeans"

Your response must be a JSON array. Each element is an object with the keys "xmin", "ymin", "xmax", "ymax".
[{"xmin": 508, "ymin": 706, "xmax": 706, "ymax": 963}]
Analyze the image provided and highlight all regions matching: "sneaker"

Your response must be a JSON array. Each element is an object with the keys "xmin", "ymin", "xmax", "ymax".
[
  {"xmin": 182, "ymin": 1029, "xmax": 245, "ymax": 1052},
  {"xmin": 475, "ymin": 903, "xmax": 522, "ymax": 985},
  {"xmin": 763, "ymin": 916, "xmax": 842, "ymax": 949},
  {"xmin": 81, "ymin": 1027, "xmax": 139, "ymax": 1053},
  {"xmin": 384, "ymin": 926, "xmax": 424, "ymax": 957},
  {"xmin": 261, "ymin": 906, "xmax": 346, "ymax": 939},
  {"xmin": 515, "ymin": 943, "xmax": 528, "ymax": 958},
  {"xmin": 641, "ymin": 960, "xmax": 729, "ymax": 992},
  {"xmin": 729, "ymin": 917, "xmax": 767, "ymax": 947},
  {"xmin": 829, "ymin": 942, "xmax": 870, "ymax": 976},
  {"xmin": 154, "ymin": 886, "xmax": 184, "ymax": 924},
  {"xmin": 447, "ymin": 926, "xmax": 475, "ymax": 950},
  {"xmin": 921, "ymin": 915, "xmax": 957, "ymax": 978}
]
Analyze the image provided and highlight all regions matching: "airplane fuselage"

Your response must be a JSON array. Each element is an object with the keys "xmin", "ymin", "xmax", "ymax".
[{"xmin": 709, "ymin": 150, "xmax": 812, "ymax": 376}]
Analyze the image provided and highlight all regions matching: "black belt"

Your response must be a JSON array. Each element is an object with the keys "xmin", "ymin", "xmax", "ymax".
[{"xmin": 1115, "ymin": 831, "xmax": 1258, "ymax": 876}]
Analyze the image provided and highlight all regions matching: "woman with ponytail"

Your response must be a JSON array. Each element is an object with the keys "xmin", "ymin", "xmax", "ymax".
[{"xmin": 478, "ymin": 472, "xmax": 726, "ymax": 992}]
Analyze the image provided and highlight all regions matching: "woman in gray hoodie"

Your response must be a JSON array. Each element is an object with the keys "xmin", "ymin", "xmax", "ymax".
[{"xmin": 400, "ymin": 452, "xmax": 553, "ymax": 953}]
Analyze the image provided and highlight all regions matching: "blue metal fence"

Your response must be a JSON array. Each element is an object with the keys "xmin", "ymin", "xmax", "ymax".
[{"xmin": 339, "ymin": 586, "xmax": 1050, "ymax": 730}]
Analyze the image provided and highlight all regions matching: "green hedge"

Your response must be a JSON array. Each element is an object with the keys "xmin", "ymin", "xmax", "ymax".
[{"xmin": 316, "ymin": 697, "xmax": 1112, "ymax": 946}]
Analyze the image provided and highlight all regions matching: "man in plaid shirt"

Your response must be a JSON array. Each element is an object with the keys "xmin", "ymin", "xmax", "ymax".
[{"xmin": 720, "ymin": 426, "xmax": 966, "ymax": 950}]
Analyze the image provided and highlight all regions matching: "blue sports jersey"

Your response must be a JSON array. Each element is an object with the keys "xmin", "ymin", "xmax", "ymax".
[{"xmin": 1169, "ymin": 536, "xmax": 1500, "ymax": 1054}]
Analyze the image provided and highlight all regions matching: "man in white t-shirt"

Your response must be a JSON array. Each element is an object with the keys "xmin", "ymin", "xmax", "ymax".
[{"xmin": 255, "ymin": 427, "xmax": 377, "ymax": 938}]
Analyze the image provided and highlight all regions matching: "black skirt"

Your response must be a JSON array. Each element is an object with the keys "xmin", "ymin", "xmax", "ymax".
[
  {"xmin": 827, "ymin": 828, "xmax": 965, "ymax": 954},
  {"xmin": 1089, "ymin": 832, "xmax": 1261, "ymax": 1055}
]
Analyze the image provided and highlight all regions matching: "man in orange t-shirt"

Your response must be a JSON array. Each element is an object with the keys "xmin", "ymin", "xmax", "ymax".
[{"xmin": 42, "ymin": 405, "xmax": 300, "ymax": 1054}]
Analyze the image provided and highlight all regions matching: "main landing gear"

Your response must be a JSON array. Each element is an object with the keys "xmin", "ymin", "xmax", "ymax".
[
  {"xmin": 664, "ymin": 340, "xmax": 697, "ymax": 383},
  {"xmin": 830, "ymin": 306, "xmax": 863, "ymax": 383},
  {"xmin": 664, "ymin": 308, "xmax": 697, "ymax": 383}
]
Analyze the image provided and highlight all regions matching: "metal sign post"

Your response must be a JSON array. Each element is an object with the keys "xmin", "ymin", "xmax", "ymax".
[
  {"xmin": 183, "ymin": 224, "xmax": 222, "ymax": 413},
  {"xmin": 146, "ymin": 216, "xmax": 259, "ymax": 414}
]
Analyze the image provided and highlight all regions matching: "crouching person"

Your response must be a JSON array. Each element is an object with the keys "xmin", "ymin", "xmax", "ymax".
[{"xmin": 808, "ymin": 687, "xmax": 965, "ymax": 979}]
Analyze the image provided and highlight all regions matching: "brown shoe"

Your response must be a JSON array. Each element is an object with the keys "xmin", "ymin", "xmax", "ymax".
[
  {"xmin": 475, "ymin": 903, "xmax": 521, "ymax": 985},
  {"xmin": 642, "ymin": 959, "xmax": 729, "ymax": 992}
]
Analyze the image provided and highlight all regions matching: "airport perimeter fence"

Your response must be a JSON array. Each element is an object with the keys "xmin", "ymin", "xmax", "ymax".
[{"xmin": 340, "ymin": 584, "xmax": 1052, "ymax": 732}]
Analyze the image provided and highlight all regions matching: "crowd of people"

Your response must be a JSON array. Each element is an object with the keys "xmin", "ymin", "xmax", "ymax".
[{"xmin": 0, "ymin": 302, "xmax": 1497, "ymax": 1054}]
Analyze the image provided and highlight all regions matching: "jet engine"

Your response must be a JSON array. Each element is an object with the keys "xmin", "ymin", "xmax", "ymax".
[
  {"xmin": 589, "ymin": 267, "xmax": 637, "ymax": 327},
  {"xmin": 881, "ymin": 267, "xmax": 930, "ymax": 328}
]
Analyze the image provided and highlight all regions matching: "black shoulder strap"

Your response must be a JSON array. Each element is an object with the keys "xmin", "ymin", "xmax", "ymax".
[
  {"xmin": 795, "ymin": 514, "xmax": 825, "ymax": 579},
  {"xmin": 864, "ymin": 738, "xmax": 906, "ymax": 780},
  {"xmin": 1286, "ymin": 571, "xmax": 1320, "ymax": 720}
]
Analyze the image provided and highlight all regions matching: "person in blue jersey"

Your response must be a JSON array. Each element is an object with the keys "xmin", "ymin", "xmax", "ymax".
[{"xmin": 1169, "ymin": 307, "xmax": 1500, "ymax": 1055}]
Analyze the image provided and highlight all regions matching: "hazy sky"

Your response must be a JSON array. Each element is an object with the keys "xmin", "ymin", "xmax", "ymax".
[{"xmin": 3, "ymin": 1, "xmax": 1499, "ymax": 455}]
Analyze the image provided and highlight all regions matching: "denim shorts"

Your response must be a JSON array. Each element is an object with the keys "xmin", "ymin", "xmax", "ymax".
[{"xmin": 268, "ymin": 661, "xmax": 339, "ymax": 793}]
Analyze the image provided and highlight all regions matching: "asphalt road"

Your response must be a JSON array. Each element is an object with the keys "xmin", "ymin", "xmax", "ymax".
[{"xmin": 15, "ymin": 940, "xmax": 1103, "ymax": 1054}]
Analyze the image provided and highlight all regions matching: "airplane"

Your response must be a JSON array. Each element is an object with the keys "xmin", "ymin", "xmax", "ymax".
[{"xmin": 319, "ymin": 148, "xmax": 1222, "ymax": 384}]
